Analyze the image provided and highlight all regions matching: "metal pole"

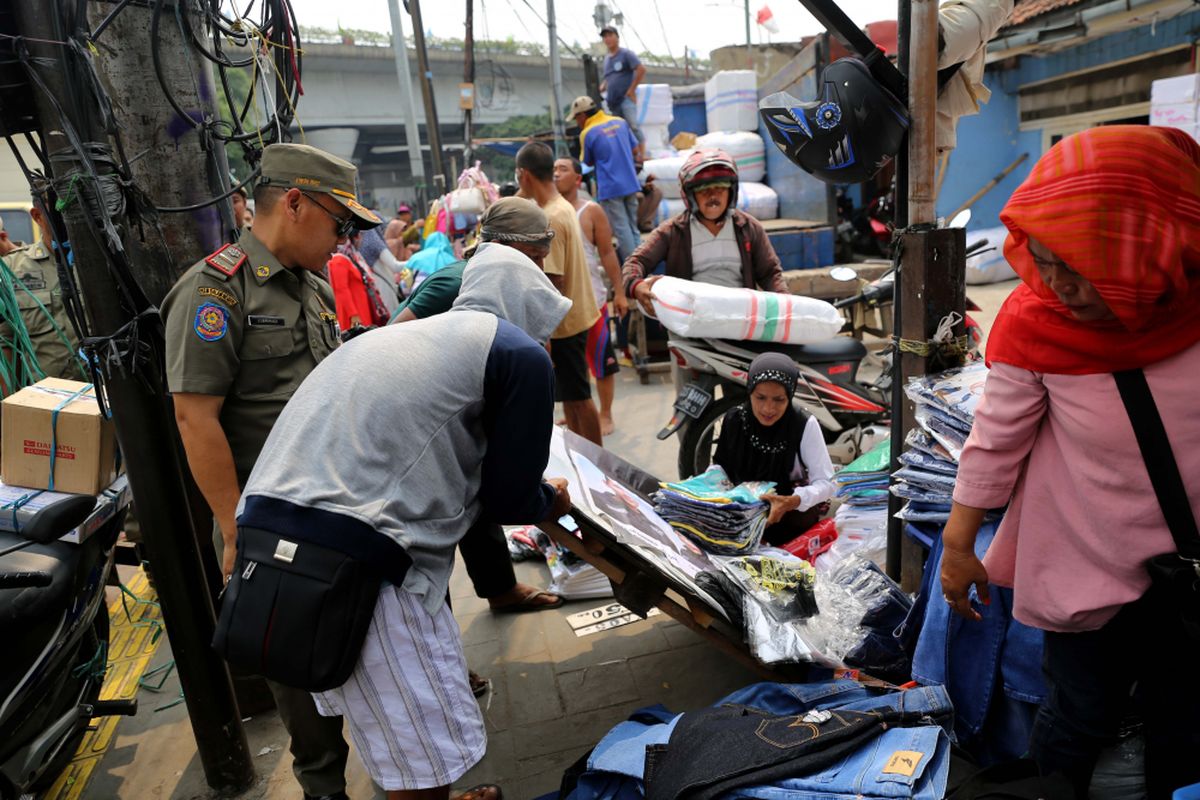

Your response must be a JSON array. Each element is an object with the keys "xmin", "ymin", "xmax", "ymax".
[
  {"xmin": 388, "ymin": 0, "xmax": 427, "ymax": 197},
  {"xmin": 907, "ymin": 0, "xmax": 939, "ymax": 225},
  {"xmin": 745, "ymin": 0, "xmax": 753, "ymax": 65},
  {"xmin": 14, "ymin": 0, "xmax": 254, "ymax": 790},
  {"xmin": 547, "ymin": 0, "xmax": 567, "ymax": 156},
  {"xmin": 406, "ymin": 0, "xmax": 450, "ymax": 192},
  {"xmin": 464, "ymin": 0, "xmax": 475, "ymax": 164}
]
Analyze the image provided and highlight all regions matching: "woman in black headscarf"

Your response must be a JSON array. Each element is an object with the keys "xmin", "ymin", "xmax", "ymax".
[{"xmin": 713, "ymin": 352, "xmax": 836, "ymax": 546}]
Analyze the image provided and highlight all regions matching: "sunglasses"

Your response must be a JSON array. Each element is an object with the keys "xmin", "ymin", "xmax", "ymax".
[{"xmin": 301, "ymin": 192, "xmax": 357, "ymax": 239}]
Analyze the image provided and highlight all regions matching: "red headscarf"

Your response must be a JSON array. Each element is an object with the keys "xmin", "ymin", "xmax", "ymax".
[{"xmin": 987, "ymin": 125, "xmax": 1200, "ymax": 374}]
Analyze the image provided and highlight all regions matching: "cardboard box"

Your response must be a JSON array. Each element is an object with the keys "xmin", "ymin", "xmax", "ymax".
[
  {"xmin": 0, "ymin": 474, "xmax": 130, "ymax": 544},
  {"xmin": 2, "ymin": 378, "xmax": 118, "ymax": 496}
]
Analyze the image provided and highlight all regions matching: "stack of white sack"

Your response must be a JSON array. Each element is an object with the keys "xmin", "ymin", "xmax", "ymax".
[
  {"xmin": 636, "ymin": 84, "xmax": 676, "ymax": 158},
  {"xmin": 651, "ymin": 182, "xmax": 779, "ymax": 226},
  {"xmin": 695, "ymin": 131, "xmax": 766, "ymax": 182},
  {"xmin": 640, "ymin": 153, "xmax": 690, "ymax": 199},
  {"xmin": 650, "ymin": 276, "xmax": 843, "ymax": 344},
  {"xmin": 964, "ymin": 226, "xmax": 1018, "ymax": 284},
  {"xmin": 705, "ymin": 70, "xmax": 759, "ymax": 132}
]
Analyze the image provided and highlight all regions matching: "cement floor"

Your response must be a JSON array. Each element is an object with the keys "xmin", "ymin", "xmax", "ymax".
[{"xmin": 72, "ymin": 279, "xmax": 1021, "ymax": 800}]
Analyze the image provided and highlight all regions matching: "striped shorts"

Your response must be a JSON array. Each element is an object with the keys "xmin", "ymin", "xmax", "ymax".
[{"xmin": 312, "ymin": 585, "xmax": 486, "ymax": 790}]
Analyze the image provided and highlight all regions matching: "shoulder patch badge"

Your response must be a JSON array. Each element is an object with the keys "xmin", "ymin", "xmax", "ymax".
[
  {"xmin": 255, "ymin": 265, "xmax": 271, "ymax": 279},
  {"xmin": 194, "ymin": 302, "xmax": 230, "ymax": 342},
  {"xmin": 204, "ymin": 244, "xmax": 246, "ymax": 277},
  {"xmin": 197, "ymin": 285, "xmax": 238, "ymax": 307}
]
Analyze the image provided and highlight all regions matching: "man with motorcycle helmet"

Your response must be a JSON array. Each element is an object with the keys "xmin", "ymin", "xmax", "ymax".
[{"xmin": 622, "ymin": 149, "xmax": 789, "ymax": 317}]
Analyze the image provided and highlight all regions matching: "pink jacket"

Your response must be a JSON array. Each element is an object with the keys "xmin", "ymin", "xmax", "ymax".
[{"xmin": 953, "ymin": 341, "xmax": 1200, "ymax": 632}]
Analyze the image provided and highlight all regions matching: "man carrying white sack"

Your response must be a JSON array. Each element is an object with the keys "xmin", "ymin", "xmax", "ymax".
[{"xmin": 622, "ymin": 148, "xmax": 789, "ymax": 316}]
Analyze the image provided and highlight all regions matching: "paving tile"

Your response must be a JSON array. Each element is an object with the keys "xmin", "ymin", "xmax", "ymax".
[
  {"xmin": 556, "ymin": 659, "xmax": 641, "ymax": 716},
  {"xmin": 452, "ymin": 728, "xmax": 516, "ymax": 791},
  {"xmin": 656, "ymin": 618, "xmax": 706, "ymax": 649},
  {"xmin": 628, "ymin": 643, "xmax": 760, "ymax": 713},
  {"xmin": 513, "ymin": 705, "xmax": 644, "ymax": 761},
  {"xmin": 503, "ymin": 659, "xmax": 566, "ymax": 727},
  {"xmin": 542, "ymin": 609, "xmax": 672, "ymax": 670}
]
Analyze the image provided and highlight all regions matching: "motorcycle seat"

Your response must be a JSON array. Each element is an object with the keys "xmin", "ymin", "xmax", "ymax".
[
  {"xmin": 0, "ymin": 533, "xmax": 87, "ymax": 632},
  {"xmin": 719, "ymin": 336, "xmax": 868, "ymax": 365}
]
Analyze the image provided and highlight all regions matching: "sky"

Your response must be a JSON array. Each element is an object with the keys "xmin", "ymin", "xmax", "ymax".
[{"xmin": 287, "ymin": 0, "xmax": 900, "ymax": 60}]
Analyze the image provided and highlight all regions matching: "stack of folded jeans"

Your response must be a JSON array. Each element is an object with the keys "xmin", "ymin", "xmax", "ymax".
[
  {"xmin": 654, "ymin": 466, "xmax": 774, "ymax": 555},
  {"xmin": 893, "ymin": 363, "xmax": 988, "ymax": 525},
  {"xmin": 555, "ymin": 679, "xmax": 953, "ymax": 800}
]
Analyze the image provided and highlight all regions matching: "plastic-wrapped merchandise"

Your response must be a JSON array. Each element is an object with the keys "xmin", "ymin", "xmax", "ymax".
[
  {"xmin": 534, "ymin": 528, "xmax": 614, "ymax": 599},
  {"xmin": 641, "ymin": 123, "xmax": 675, "ymax": 159},
  {"xmin": 650, "ymin": 276, "xmax": 843, "ymax": 344},
  {"xmin": 635, "ymin": 83, "xmax": 675, "ymax": 126},
  {"xmin": 824, "ymin": 503, "xmax": 888, "ymax": 572},
  {"xmin": 904, "ymin": 362, "xmax": 989, "ymax": 428},
  {"xmin": 812, "ymin": 556, "xmax": 912, "ymax": 680},
  {"xmin": 715, "ymin": 547, "xmax": 818, "ymax": 623},
  {"xmin": 640, "ymin": 154, "xmax": 689, "ymax": 199},
  {"xmin": 695, "ymin": 130, "xmax": 766, "ymax": 182},
  {"xmin": 893, "ymin": 466, "xmax": 957, "ymax": 495},
  {"xmin": 704, "ymin": 70, "xmax": 759, "ymax": 133},
  {"xmin": 736, "ymin": 181, "xmax": 779, "ymax": 220}
]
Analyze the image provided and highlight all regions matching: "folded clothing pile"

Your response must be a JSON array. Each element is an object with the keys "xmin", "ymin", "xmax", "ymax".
[
  {"xmin": 893, "ymin": 363, "xmax": 988, "ymax": 525},
  {"xmin": 823, "ymin": 438, "xmax": 891, "ymax": 571},
  {"xmin": 653, "ymin": 465, "xmax": 773, "ymax": 555},
  {"xmin": 532, "ymin": 527, "xmax": 614, "ymax": 600}
]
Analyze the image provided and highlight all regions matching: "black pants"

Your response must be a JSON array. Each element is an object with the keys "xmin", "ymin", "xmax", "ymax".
[
  {"xmin": 457, "ymin": 518, "xmax": 518, "ymax": 599},
  {"xmin": 1027, "ymin": 585, "xmax": 1200, "ymax": 798}
]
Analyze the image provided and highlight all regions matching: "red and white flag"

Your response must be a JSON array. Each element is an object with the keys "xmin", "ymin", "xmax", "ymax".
[{"xmin": 756, "ymin": 4, "xmax": 780, "ymax": 33}]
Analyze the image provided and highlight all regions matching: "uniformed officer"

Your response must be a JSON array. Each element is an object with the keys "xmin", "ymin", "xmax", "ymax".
[
  {"xmin": 0, "ymin": 197, "xmax": 86, "ymax": 389},
  {"xmin": 162, "ymin": 143, "xmax": 381, "ymax": 800}
]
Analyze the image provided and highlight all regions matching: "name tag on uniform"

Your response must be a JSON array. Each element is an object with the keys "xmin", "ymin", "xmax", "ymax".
[
  {"xmin": 19, "ymin": 274, "xmax": 46, "ymax": 291},
  {"xmin": 247, "ymin": 315, "xmax": 286, "ymax": 327}
]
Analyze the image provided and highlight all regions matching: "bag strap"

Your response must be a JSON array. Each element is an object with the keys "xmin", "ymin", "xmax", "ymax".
[{"xmin": 1113, "ymin": 368, "xmax": 1200, "ymax": 559}]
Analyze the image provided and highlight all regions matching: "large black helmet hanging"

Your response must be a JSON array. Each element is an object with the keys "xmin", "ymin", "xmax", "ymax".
[{"xmin": 759, "ymin": 58, "xmax": 910, "ymax": 185}]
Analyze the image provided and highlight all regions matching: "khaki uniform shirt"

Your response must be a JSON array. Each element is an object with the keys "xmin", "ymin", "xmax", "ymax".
[
  {"xmin": 1, "ymin": 242, "xmax": 84, "ymax": 384},
  {"xmin": 162, "ymin": 230, "xmax": 340, "ymax": 485}
]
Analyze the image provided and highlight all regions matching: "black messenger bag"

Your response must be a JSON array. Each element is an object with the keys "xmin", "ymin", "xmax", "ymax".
[{"xmin": 212, "ymin": 526, "xmax": 409, "ymax": 692}]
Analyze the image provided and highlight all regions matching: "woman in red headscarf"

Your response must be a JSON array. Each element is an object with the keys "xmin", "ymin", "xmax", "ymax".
[{"xmin": 939, "ymin": 126, "xmax": 1200, "ymax": 797}]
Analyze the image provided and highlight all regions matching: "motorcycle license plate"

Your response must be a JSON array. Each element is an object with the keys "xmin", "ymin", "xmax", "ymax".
[{"xmin": 674, "ymin": 384, "xmax": 712, "ymax": 419}]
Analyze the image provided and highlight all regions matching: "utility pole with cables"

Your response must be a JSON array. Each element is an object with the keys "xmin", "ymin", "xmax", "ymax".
[
  {"xmin": 464, "ymin": 0, "xmax": 476, "ymax": 164},
  {"xmin": 407, "ymin": 0, "xmax": 451, "ymax": 192},
  {"xmin": 547, "ymin": 0, "xmax": 568, "ymax": 155},
  {"xmin": 388, "ymin": 0, "xmax": 428, "ymax": 204}
]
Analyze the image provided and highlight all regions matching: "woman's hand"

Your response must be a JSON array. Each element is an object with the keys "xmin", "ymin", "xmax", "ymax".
[
  {"xmin": 940, "ymin": 545, "xmax": 991, "ymax": 621},
  {"xmin": 762, "ymin": 493, "xmax": 801, "ymax": 525}
]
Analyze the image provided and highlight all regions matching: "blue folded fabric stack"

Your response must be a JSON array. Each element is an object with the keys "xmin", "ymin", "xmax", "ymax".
[
  {"xmin": 893, "ymin": 363, "xmax": 989, "ymax": 524},
  {"xmin": 653, "ymin": 466, "xmax": 774, "ymax": 555},
  {"xmin": 832, "ymin": 439, "xmax": 891, "ymax": 509}
]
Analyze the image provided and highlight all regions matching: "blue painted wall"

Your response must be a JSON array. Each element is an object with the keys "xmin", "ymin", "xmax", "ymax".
[
  {"xmin": 936, "ymin": 9, "xmax": 1200, "ymax": 231},
  {"xmin": 669, "ymin": 101, "xmax": 708, "ymax": 138}
]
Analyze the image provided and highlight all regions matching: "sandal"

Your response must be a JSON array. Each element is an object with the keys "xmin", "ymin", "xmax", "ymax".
[
  {"xmin": 454, "ymin": 785, "xmax": 502, "ymax": 800},
  {"xmin": 489, "ymin": 587, "xmax": 565, "ymax": 614},
  {"xmin": 469, "ymin": 670, "xmax": 490, "ymax": 698}
]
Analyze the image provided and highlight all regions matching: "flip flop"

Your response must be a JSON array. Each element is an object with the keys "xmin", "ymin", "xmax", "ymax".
[
  {"xmin": 455, "ymin": 784, "xmax": 503, "ymax": 800},
  {"xmin": 469, "ymin": 670, "xmax": 490, "ymax": 698},
  {"xmin": 489, "ymin": 588, "xmax": 565, "ymax": 614}
]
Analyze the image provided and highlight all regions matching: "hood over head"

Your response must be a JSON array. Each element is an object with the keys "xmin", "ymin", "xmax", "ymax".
[{"xmin": 451, "ymin": 242, "xmax": 571, "ymax": 345}]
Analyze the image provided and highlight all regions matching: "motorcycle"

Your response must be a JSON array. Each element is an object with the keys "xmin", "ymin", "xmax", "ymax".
[
  {"xmin": 657, "ymin": 334, "xmax": 892, "ymax": 478},
  {"xmin": 0, "ymin": 494, "xmax": 136, "ymax": 799}
]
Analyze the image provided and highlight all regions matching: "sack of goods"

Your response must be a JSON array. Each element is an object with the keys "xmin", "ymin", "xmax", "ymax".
[
  {"xmin": 650, "ymin": 276, "xmax": 844, "ymax": 344},
  {"xmin": 641, "ymin": 123, "xmax": 675, "ymax": 159},
  {"xmin": 737, "ymin": 181, "xmax": 778, "ymax": 220},
  {"xmin": 640, "ymin": 154, "xmax": 689, "ymax": 199},
  {"xmin": 705, "ymin": 69, "xmax": 759, "ymax": 132},
  {"xmin": 635, "ymin": 83, "xmax": 675, "ymax": 126},
  {"xmin": 652, "ymin": 197, "xmax": 688, "ymax": 227},
  {"xmin": 695, "ymin": 131, "xmax": 766, "ymax": 182},
  {"xmin": 964, "ymin": 225, "xmax": 1017, "ymax": 284}
]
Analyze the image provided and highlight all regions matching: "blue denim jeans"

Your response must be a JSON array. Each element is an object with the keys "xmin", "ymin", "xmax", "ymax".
[
  {"xmin": 614, "ymin": 96, "xmax": 645, "ymax": 146},
  {"xmin": 599, "ymin": 194, "xmax": 641, "ymax": 263},
  {"xmin": 565, "ymin": 681, "xmax": 952, "ymax": 800}
]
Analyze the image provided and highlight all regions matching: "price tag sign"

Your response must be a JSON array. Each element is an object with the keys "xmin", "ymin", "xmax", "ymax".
[{"xmin": 566, "ymin": 602, "xmax": 661, "ymax": 637}]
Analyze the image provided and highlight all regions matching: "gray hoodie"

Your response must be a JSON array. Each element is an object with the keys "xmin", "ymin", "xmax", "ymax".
[{"xmin": 239, "ymin": 243, "xmax": 570, "ymax": 614}]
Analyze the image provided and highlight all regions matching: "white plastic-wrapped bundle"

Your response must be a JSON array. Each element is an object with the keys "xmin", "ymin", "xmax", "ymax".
[
  {"xmin": 964, "ymin": 226, "xmax": 1017, "ymax": 284},
  {"xmin": 653, "ymin": 197, "xmax": 688, "ymax": 227},
  {"xmin": 705, "ymin": 70, "xmax": 759, "ymax": 132},
  {"xmin": 641, "ymin": 123, "xmax": 675, "ymax": 159},
  {"xmin": 695, "ymin": 131, "xmax": 766, "ymax": 183},
  {"xmin": 640, "ymin": 154, "xmax": 689, "ymax": 199},
  {"xmin": 736, "ymin": 181, "xmax": 778, "ymax": 220},
  {"xmin": 635, "ymin": 83, "xmax": 675, "ymax": 127},
  {"xmin": 650, "ymin": 276, "xmax": 843, "ymax": 344}
]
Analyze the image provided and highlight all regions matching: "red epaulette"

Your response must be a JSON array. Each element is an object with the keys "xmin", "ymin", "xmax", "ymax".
[{"xmin": 204, "ymin": 243, "xmax": 247, "ymax": 277}]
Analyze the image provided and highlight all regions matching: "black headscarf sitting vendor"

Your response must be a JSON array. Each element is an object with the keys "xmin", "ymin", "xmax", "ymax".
[{"xmin": 713, "ymin": 352, "xmax": 836, "ymax": 546}]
